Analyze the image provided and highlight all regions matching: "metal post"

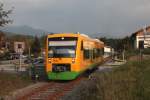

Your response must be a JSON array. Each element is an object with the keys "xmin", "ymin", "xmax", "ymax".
[
  {"xmin": 19, "ymin": 52, "xmax": 21, "ymax": 71},
  {"xmin": 122, "ymin": 45, "xmax": 125, "ymax": 61},
  {"xmin": 139, "ymin": 49, "xmax": 143, "ymax": 62},
  {"xmin": 122, "ymin": 50, "xmax": 125, "ymax": 61},
  {"xmin": 19, "ymin": 48, "xmax": 23, "ymax": 71},
  {"xmin": 29, "ymin": 47, "xmax": 30, "ymax": 57},
  {"xmin": 41, "ymin": 48, "xmax": 42, "ymax": 57}
]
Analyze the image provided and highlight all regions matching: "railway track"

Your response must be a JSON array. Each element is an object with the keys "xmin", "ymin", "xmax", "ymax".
[
  {"xmin": 16, "ymin": 77, "xmax": 85, "ymax": 100},
  {"xmin": 12, "ymin": 58, "xmax": 111, "ymax": 100}
]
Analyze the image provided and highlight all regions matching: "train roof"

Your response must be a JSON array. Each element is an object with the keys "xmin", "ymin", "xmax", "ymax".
[
  {"xmin": 47, "ymin": 33, "xmax": 78, "ymax": 37},
  {"xmin": 47, "ymin": 33, "xmax": 104, "ymax": 44}
]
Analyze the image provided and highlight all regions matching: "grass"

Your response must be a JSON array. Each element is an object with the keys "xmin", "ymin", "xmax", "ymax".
[
  {"xmin": 0, "ymin": 72, "xmax": 33, "ymax": 97},
  {"xmin": 64, "ymin": 57, "xmax": 150, "ymax": 100},
  {"xmin": 125, "ymin": 49, "xmax": 139, "ymax": 59}
]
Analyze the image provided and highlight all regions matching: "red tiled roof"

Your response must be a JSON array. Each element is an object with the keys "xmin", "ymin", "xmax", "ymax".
[{"xmin": 133, "ymin": 26, "xmax": 150, "ymax": 35}]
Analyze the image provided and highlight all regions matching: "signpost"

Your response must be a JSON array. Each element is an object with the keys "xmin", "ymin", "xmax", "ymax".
[{"xmin": 18, "ymin": 48, "xmax": 23, "ymax": 71}]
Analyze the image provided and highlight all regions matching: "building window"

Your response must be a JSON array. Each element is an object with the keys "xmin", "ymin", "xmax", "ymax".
[
  {"xmin": 18, "ymin": 44, "xmax": 22, "ymax": 49},
  {"xmin": 139, "ymin": 41, "xmax": 144, "ymax": 49},
  {"xmin": 2, "ymin": 42, "xmax": 5, "ymax": 48}
]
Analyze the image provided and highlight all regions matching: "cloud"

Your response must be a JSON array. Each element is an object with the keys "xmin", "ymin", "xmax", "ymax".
[{"xmin": 2, "ymin": 0, "xmax": 150, "ymax": 37}]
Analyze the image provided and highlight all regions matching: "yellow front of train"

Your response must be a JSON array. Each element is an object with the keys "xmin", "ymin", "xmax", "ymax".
[{"xmin": 45, "ymin": 33, "xmax": 81, "ymax": 80}]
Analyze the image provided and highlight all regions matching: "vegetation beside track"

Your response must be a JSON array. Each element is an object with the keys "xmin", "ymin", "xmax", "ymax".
[
  {"xmin": 0, "ymin": 72, "xmax": 33, "ymax": 97},
  {"xmin": 64, "ymin": 56, "xmax": 150, "ymax": 100}
]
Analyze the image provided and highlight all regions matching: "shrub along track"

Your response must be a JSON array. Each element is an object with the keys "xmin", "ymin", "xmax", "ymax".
[{"xmin": 15, "ymin": 77, "xmax": 85, "ymax": 100}]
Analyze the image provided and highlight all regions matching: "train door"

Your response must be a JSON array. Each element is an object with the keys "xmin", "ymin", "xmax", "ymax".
[
  {"xmin": 90, "ymin": 49, "xmax": 94, "ymax": 62},
  {"xmin": 90, "ymin": 42, "xmax": 94, "ymax": 62}
]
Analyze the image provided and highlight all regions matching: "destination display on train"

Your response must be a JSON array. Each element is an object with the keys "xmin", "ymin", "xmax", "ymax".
[{"xmin": 49, "ymin": 41, "xmax": 76, "ymax": 46}]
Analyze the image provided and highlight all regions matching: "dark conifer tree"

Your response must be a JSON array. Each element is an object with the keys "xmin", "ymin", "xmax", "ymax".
[{"xmin": 31, "ymin": 36, "xmax": 41, "ymax": 57}]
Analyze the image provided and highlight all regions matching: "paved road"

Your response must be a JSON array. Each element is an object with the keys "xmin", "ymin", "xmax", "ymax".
[
  {"xmin": 0, "ymin": 59, "xmax": 29, "ymax": 72},
  {"xmin": 98, "ymin": 60, "xmax": 126, "ymax": 72},
  {"xmin": 0, "ymin": 64, "xmax": 27, "ymax": 72}
]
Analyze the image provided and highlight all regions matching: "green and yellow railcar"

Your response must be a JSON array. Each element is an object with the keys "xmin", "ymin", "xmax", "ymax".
[{"xmin": 45, "ymin": 33, "xmax": 104, "ymax": 80}]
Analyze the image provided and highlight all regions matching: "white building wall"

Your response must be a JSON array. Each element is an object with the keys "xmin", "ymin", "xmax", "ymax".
[
  {"xmin": 104, "ymin": 46, "xmax": 112, "ymax": 58},
  {"xmin": 136, "ymin": 34, "xmax": 150, "ymax": 49},
  {"xmin": 14, "ymin": 42, "xmax": 25, "ymax": 54},
  {"xmin": 104, "ymin": 47, "xmax": 111, "ymax": 53}
]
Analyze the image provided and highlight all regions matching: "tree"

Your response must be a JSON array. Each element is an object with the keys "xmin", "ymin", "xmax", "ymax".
[
  {"xmin": 31, "ymin": 36, "xmax": 41, "ymax": 57},
  {"xmin": 99, "ymin": 36, "xmax": 133, "ymax": 52},
  {"xmin": 40, "ymin": 35, "xmax": 47, "ymax": 48},
  {"xmin": 0, "ymin": 3, "xmax": 12, "ymax": 27}
]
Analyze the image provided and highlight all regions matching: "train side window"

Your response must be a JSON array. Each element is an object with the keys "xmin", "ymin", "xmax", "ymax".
[
  {"xmin": 98, "ymin": 49, "xmax": 101, "ymax": 57},
  {"xmin": 93, "ymin": 49, "xmax": 96, "ymax": 59},
  {"xmin": 98, "ymin": 49, "xmax": 102, "ymax": 57},
  {"xmin": 90, "ymin": 49, "xmax": 93, "ymax": 60},
  {"xmin": 83, "ymin": 49, "xmax": 90, "ymax": 59},
  {"xmin": 95, "ymin": 49, "xmax": 99, "ymax": 58},
  {"xmin": 97, "ymin": 49, "xmax": 99, "ymax": 57},
  {"xmin": 81, "ymin": 41, "xmax": 83, "ymax": 50},
  {"xmin": 99, "ymin": 48, "xmax": 104, "ymax": 56},
  {"xmin": 101, "ymin": 48, "xmax": 104, "ymax": 55}
]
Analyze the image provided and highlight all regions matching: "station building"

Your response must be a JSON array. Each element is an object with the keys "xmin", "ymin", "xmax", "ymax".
[
  {"xmin": 104, "ymin": 46, "xmax": 114, "ymax": 58},
  {"xmin": 132, "ymin": 26, "xmax": 150, "ymax": 49},
  {"xmin": 14, "ymin": 41, "xmax": 25, "ymax": 54},
  {"xmin": 0, "ymin": 31, "xmax": 26, "ymax": 54}
]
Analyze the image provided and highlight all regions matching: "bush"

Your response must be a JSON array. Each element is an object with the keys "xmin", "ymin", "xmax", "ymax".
[
  {"xmin": 0, "ymin": 52, "xmax": 12, "ymax": 60},
  {"xmin": 142, "ymin": 48, "xmax": 150, "ymax": 54},
  {"xmin": 64, "ymin": 58, "xmax": 150, "ymax": 100},
  {"xmin": 125, "ymin": 49, "xmax": 139, "ymax": 59}
]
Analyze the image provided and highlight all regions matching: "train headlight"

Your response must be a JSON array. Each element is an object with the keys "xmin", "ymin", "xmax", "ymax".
[
  {"xmin": 48, "ymin": 59, "xmax": 51, "ymax": 63},
  {"xmin": 72, "ymin": 58, "xmax": 75, "ymax": 63}
]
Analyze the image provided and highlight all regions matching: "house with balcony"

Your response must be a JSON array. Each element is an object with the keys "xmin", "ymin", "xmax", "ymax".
[{"xmin": 131, "ymin": 26, "xmax": 150, "ymax": 49}]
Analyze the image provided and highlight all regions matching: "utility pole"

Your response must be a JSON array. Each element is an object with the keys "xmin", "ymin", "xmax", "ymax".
[
  {"xmin": 122, "ymin": 45, "xmax": 125, "ymax": 61},
  {"xmin": 19, "ymin": 53, "xmax": 21, "ymax": 71},
  {"xmin": 19, "ymin": 49, "xmax": 22, "ymax": 71},
  {"xmin": 29, "ymin": 46, "xmax": 31, "ymax": 58},
  {"xmin": 122, "ymin": 50, "xmax": 125, "ymax": 61},
  {"xmin": 41, "ymin": 48, "xmax": 43, "ymax": 57}
]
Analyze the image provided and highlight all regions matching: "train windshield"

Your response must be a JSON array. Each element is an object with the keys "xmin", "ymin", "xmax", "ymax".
[{"xmin": 48, "ymin": 37, "xmax": 77, "ymax": 58}]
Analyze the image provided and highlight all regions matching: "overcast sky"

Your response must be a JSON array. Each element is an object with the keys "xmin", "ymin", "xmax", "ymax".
[{"xmin": 1, "ymin": 0, "xmax": 150, "ymax": 37}]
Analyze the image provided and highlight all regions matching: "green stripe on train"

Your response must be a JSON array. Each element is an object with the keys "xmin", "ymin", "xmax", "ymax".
[
  {"xmin": 47, "ymin": 71, "xmax": 80, "ymax": 80},
  {"xmin": 47, "ymin": 62, "xmax": 101, "ymax": 80}
]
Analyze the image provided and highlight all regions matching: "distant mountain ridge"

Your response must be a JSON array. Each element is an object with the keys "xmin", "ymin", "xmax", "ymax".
[
  {"xmin": 87, "ymin": 32, "xmax": 117, "ymax": 38},
  {"xmin": 1, "ymin": 25, "xmax": 48, "ymax": 36},
  {"xmin": 1, "ymin": 25, "xmax": 119, "ymax": 38}
]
